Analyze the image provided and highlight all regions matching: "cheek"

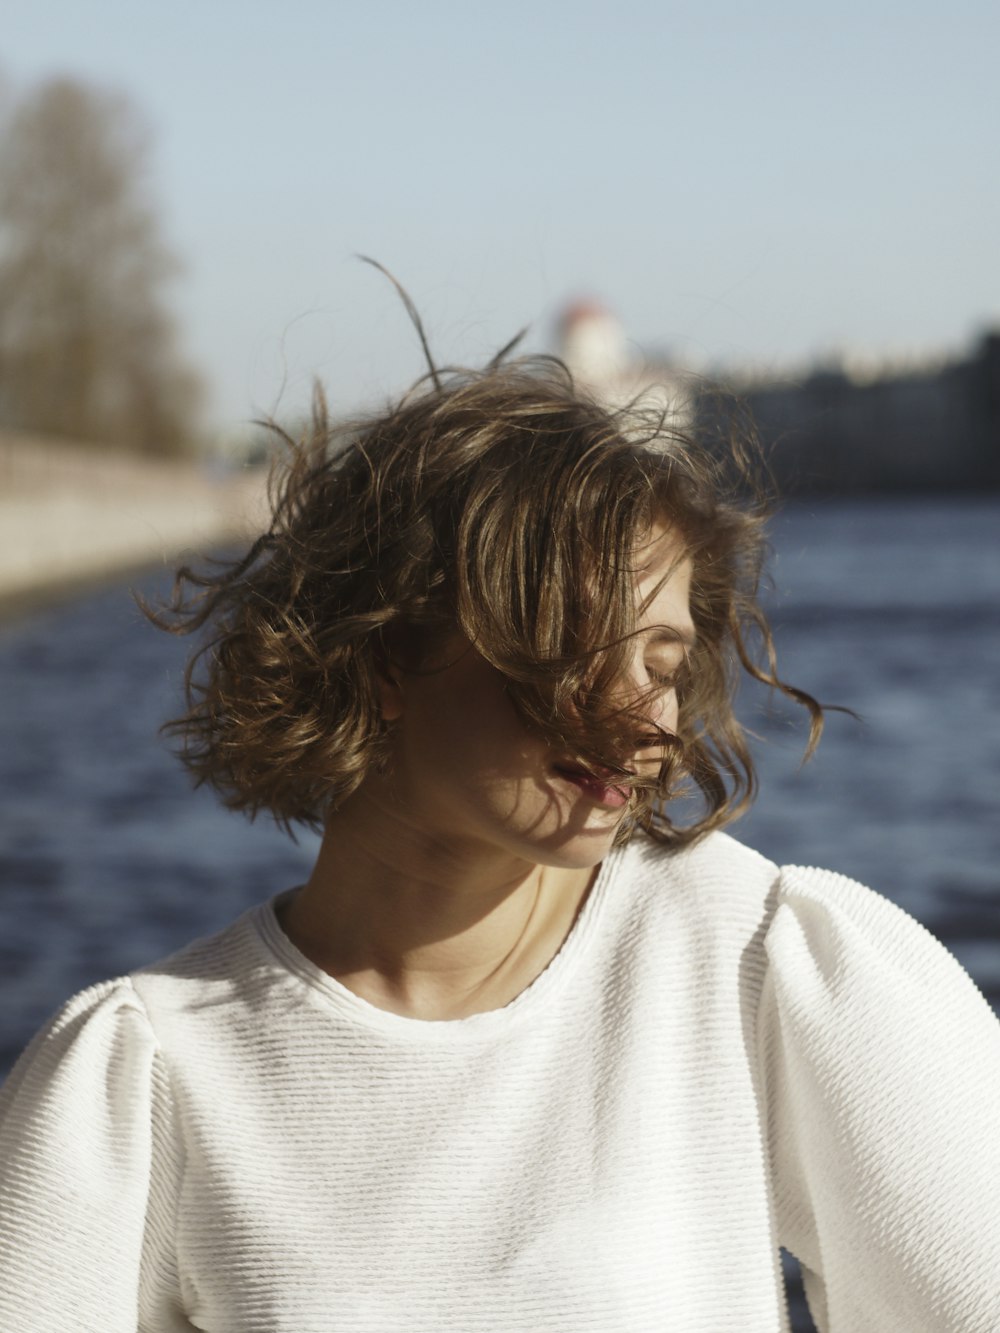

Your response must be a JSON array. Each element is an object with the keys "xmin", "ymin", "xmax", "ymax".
[
  {"xmin": 456, "ymin": 689, "xmax": 544, "ymax": 778},
  {"xmin": 397, "ymin": 671, "xmax": 532, "ymax": 783}
]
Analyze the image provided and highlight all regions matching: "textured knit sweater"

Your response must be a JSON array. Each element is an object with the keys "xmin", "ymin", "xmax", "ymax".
[{"xmin": 2, "ymin": 831, "xmax": 999, "ymax": 1332}]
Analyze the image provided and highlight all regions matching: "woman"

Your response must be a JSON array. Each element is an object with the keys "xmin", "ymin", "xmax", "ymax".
[{"xmin": 1, "ymin": 346, "xmax": 999, "ymax": 1332}]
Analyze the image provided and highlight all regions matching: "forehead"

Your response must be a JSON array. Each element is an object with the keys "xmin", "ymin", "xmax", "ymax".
[{"xmin": 633, "ymin": 522, "xmax": 695, "ymax": 638}]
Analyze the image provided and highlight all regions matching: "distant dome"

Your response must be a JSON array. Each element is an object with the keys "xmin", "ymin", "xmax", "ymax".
[
  {"xmin": 558, "ymin": 299, "xmax": 617, "ymax": 331},
  {"xmin": 557, "ymin": 299, "xmax": 627, "ymax": 384}
]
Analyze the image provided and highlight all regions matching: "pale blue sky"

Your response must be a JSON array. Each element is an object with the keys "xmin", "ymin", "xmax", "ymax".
[{"xmin": 4, "ymin": 0, "xmax": 998, "ymax": 429}]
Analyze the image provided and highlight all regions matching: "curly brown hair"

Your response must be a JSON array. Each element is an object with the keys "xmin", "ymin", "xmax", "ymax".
[{"xmin": 147, "ymin": 356, "xmax": 822, "ymax": 849}]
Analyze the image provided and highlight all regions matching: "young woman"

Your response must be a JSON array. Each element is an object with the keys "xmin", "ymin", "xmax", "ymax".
[{"xmin": 1, "ymin": 346, "xmax": 999, "ymax": 1332}]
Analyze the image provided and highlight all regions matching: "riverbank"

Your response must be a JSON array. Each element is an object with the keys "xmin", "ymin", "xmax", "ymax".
[{"xmin": 0, "ymin": 432, "xmax": 268, "ymax": 619}]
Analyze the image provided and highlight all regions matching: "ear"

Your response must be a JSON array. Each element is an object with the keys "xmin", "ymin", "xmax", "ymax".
[{"xmin": 375, "ymin": 661, "xmax": 405, "ymax": 723}]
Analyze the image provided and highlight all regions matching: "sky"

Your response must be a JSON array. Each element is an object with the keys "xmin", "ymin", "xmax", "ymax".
[{"xmin": 3, "ymin": 0, "xmax": 998, "ymax": 432}]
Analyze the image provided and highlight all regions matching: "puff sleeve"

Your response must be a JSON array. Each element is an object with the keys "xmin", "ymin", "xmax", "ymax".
[
  {"xmin": 0, "ymin": 978, "xmax": 184, "ymax": 1332},
  {"xmin": 760, "ymin": 866, "xmax": 1000, "ymax": 1332}
]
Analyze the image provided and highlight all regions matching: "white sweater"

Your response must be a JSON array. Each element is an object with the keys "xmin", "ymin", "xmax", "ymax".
[{"xmin": 2, "ymin": 832, "xmax": 999, "ymax": 1332}]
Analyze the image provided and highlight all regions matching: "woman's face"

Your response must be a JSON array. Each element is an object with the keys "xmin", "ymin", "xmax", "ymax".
[{"xmin": 377, "ymin": 521, "xmax": 696, "ymax": 872}]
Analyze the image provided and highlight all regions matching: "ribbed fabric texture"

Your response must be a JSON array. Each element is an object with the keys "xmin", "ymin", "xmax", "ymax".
[{"xmin": 2, "ymin": 831, "xmax": 999, "ymax": 1332}]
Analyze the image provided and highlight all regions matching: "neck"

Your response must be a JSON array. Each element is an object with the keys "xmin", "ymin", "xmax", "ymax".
[{"xmin": 276, "ymin": 781, "xmax": 599, "ymax": 1020}]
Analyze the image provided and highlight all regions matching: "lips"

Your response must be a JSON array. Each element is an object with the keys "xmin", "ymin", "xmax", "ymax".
[{"xmin": 552, "ymin": 763, "xmax": 632, "ymax": 809}]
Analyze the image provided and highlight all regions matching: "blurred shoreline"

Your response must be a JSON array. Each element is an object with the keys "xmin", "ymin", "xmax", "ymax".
[{"xmin": 0, "ymin": 433, "xmax": 267, "ymax": 621}]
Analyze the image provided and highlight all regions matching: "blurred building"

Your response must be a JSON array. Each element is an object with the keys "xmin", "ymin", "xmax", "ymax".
[
  {"xmin": 555, "ymin": 298, "xmax": 998, "ymax": 493},
  {"xmin": 556, "ymin": 301, "xmax": 694, "ymax": 435},
  {"xmin": 698, "ymin": 332, "xmax": 1000, "ymax": 495}
]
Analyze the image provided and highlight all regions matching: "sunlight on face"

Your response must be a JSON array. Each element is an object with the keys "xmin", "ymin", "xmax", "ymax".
[{"xmin": 380, "ymin": 521, "xmax": 695, "ymax": 871}]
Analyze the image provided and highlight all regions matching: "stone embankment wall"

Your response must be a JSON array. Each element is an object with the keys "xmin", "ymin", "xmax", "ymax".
[{"xmin": 0, "ymin": 432, "xmax": 269, "ymax": 615}]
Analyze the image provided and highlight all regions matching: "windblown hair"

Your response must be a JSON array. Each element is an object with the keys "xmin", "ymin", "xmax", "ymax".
[{"xmin": 148, "ymin": 355, "xmax": 822, "ymax": 849}]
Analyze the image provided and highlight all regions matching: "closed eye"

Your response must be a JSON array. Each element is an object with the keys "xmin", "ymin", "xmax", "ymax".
[
  {"xmin": 645, "ymin": 660, "xmax": 690, "ymax": 691},
  {"xmin": 646, "ymin": 667, "xmax": 678, "ymax": 687}
]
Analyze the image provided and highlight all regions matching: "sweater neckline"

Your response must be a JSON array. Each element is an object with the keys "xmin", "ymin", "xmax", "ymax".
[{"xmin": 251, "ymin": 845, "xmax": 626, "ymax": 1041}]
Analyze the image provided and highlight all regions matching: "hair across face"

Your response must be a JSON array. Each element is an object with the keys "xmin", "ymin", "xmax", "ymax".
[
  {"xmin": 366, "ymin": 523, "xmax": 697, "ymax": 871},
  {"xmin": 149, "ymin": 358, "xmax": 822, "ymax": 846}
]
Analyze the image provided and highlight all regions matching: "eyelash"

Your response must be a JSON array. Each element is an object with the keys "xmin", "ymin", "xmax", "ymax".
[{"xmin": 646, "ymin": 664, "xmax": 685, "ymax": 690}]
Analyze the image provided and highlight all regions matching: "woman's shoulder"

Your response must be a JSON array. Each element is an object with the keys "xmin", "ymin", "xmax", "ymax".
[
  {"xmin": 127, "ymin": 895, "xmax": 292, "ymax": 1035},
  {"xmin": 630, "ymin": 827, "xmax": 777, "ymax": 893},
  {"xmin": 1, "ymin": 975, "xmax": 156, "ymax": 1112},
  {"xmin": 632, "ymin": 830, "xmax": 994, "ymax": 1013},
  {"xmin": 3, "ymin": 897, "xmax": 281, "ymax": 1097},
  {"xmin": 761, "ymin": 859, "xmax": 998, "ymax": 1040},
  {"xmin": 626, "ymin": 828, "xmax": 780, "ymax": 937},
  {"xmin": 131, "ymin": 897, "xmax": 269, "ymax": 984}
]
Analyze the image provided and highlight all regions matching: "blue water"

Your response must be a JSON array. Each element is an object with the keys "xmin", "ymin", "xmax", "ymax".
[{"xmin": 1, "ymin": 498, "xmax": 997, "ymax": 1332}]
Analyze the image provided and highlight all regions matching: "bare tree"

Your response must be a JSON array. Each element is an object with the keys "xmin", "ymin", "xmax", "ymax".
[{"xmin": 0, "ymin": 76, "xmax": 202, "ymax": 454}]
